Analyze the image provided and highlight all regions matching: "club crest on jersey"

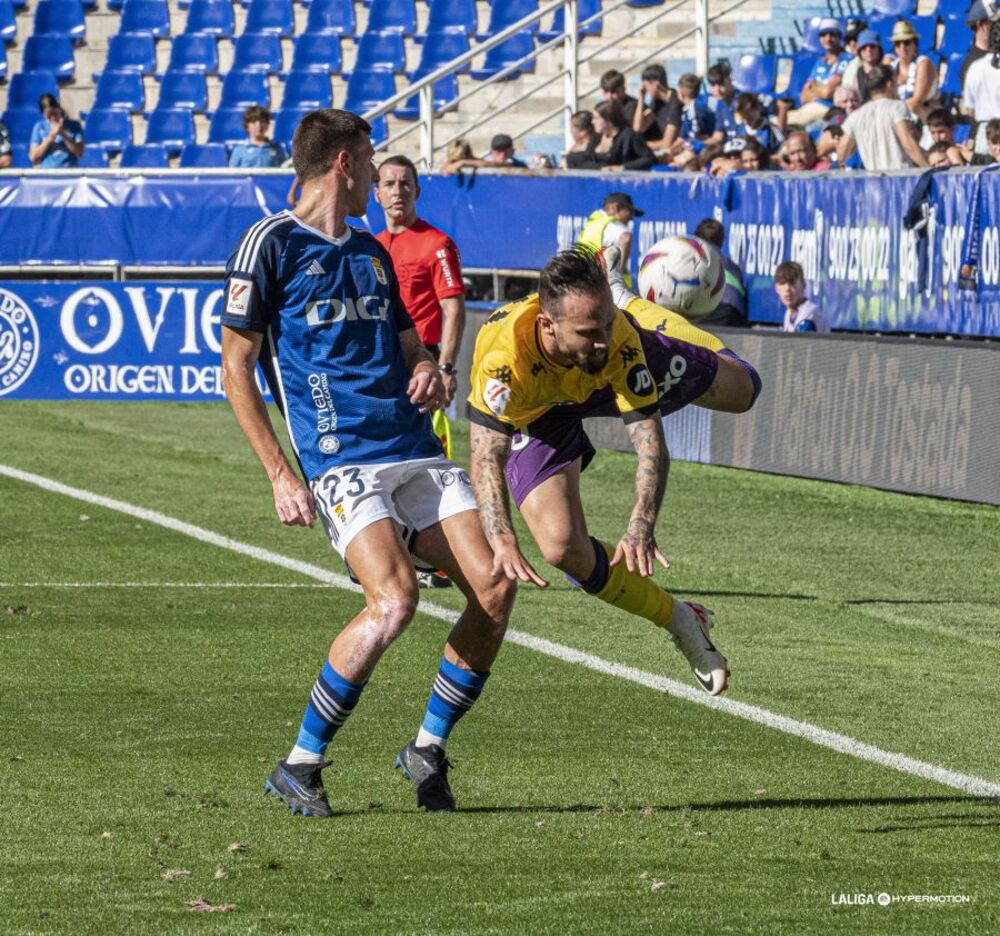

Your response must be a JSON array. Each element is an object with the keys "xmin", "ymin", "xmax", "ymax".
[
  {"xmin": 484, "ymin": 377, "xmax": 511, "ymax": 417},
  {"xmin": 370, "ymin": 256, "xmax": 388, "ymax": 285}
]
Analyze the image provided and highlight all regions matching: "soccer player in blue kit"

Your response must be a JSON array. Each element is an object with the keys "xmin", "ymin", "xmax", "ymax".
[{"xmin": 220, "ymin": 110, "xmax": 515, "ymax": 815}]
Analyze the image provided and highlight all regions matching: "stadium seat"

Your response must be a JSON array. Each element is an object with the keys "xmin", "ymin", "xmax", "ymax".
[
  {"xmin": 394, "ymin": 67, "xmax": 458, "ymax": 119},
  {"xmin": 366, "ymin": 0, "xmax": 417, "ymax": 35},
  {"xmin": 77, "ymin": 146, "xmax": 110, "ymax": 167},
  {"xmin": 369, "ymin": 113, "xmax": 388, "ymax": 145},
  {"xmin": 775, "ymin": 52, "xmax": 814, "ymax": 100},
  {"xmin": 280, "ymin": 70, "xmax": 333, "ymax": 109},
  {"xmin": 9, "ymin": 144, "xmax": 32, "ymax": 168},
  {"xmin": 538, "ymin": 0, "xmax": 603, "ymax": 42},
  {"xmin": 626, "ymin": 0, "xmax": 662, "ymax": 6},
  {"xmin": 145, "ymin": 107, "xmax": 195, "ymax": 154},
  {"xmin": 1, "ymin": 108, "xmax": 40, "ymax": 145},
  {"xmin": 344, "ymin": 69, "xmax": 396, "ymax": 112},
  {"xmin": 119, "ymin": 0, "xmax": 171, "ymax": 39},
  {"xmin": 7, "ymin": 72, "xmax": 60, "ymax": 110},
  {"xmin": 871, "ymin": 0, "xmax": 916, "ymax": 15},
  {"xmin": 179, "ymin": 141, "xmax": 229, "ymax": 166},
  {"xmin": 104, "ymin": 34, "xmax": 156, "ymax": 74},
  {"xmin": 470, "ymin": 32, "xmax": 535, "ymax": 80},
  {"xmin": 937, "ymin": 18, "xmax": 968, "ymax": 56},
  {"xmin": 156, "ymin": 71, "xmax": 208, "ymax": 111},
  {"xmin": 207, "ymin": 106, "xmax": 247, "ymax": 144},
  {"xmin": 417, "ymin": 31, "xmax": 470, "ymax": 73},
  {"xmin": 33, "ymin": 1, "xmax": 86, "ymax": 43},
  {"xmin": 184, "ymin": 0, "xmax": 235, "ymax": 37},
  {"xmin": 480, "ymin": 0, "xmax": 539, "ymax": 39},
  {"xmin": 166, "ymin": 34, "xmax": 219, "ymax": 73},
  {"xmin": 425, "ymin": 0, "xmax": 477, "ymax": 37},
  {"xmin": 23, "ymin": 36, "xmax": 76, "ymax": 81},
  {"xmin": 352, "ymin": 31, "xmax": 405, "ymax": 73},
  {"xmin": 1, "ymin": 1, "xmax": 19, "ymax": 44},
  {"xmin": 244, "ymin": 0, "xmax": 294, "ymax": 37},
  {"xmin": 93, "ymin": 70, "xmax": 146, "ymax": 111},
  {"xmin": 120, "ymin": 143, "xmax": 170, "ymax": 167},
  {"xmin": 219, "ymin": 69, "xmax": 270, "ymax": 109},
  {"xmin": 0, "ymin": 46, "xmax": 7, "ymax": 82},
  {"xmin": 290, "ymin": 33, "xmax": 342, "ymax": 73},
  {"xmin": 305, "ymin": 0, "xmax": 355, "ymax": 37},
  {"xmin": 232, "ymin": 33, "xmax": 283, "ymax": 72},
  {"xmin": 273, "ymin": 107, "xmax": 308, "ymax": 149},
  {"xmin": 730, "ymin": 53, "xmax": 776, "ymax": 95},
  {"xmin": 799, "ymin": 15, "xmax": 826, "ymax": 54},
  {"xmin": 938, "ymin": 51, "xmax": 965, "ymax": 101},
  {"xmin": 84, "ymin": 108, "xmax": 133, "ymax": 152}
]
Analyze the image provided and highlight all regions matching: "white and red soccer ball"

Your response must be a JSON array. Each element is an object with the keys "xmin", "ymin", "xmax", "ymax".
[{"xmin": 637, "ymin": 235, "xmax": 725, "ymax": 320}]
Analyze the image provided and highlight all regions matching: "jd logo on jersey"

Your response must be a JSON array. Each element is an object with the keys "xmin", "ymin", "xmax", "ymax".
[{"xmin": 626, "ymin": 363, "xmax": 655, "ymax": 397}]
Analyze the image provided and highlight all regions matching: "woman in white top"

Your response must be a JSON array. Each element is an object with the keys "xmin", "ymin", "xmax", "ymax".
[{"xmin": 891, "ymin": 20, "xmax": 939, "ymax": 122}]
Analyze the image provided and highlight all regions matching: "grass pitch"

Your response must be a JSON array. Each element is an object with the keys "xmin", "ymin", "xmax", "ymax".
[{"xmin": 1, "ymin": 401, "xmax": 998, "ymax": 934}]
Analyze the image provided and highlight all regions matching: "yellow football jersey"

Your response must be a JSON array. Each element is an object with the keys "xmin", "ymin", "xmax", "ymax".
[
  {"xmin": 623, "ymin": 296, "xmax": 726, "ymax": 354},
  {"xmin": 468, "ymin": 294, "xmax": 659, "ymax": 432}
]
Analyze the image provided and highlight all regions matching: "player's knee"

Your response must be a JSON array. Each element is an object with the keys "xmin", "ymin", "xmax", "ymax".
[
  {"xmin": 367, "ymin": 585, "xmax": 419, "ymax": 644},
  {"xmin": 539, "ymin": 538, "xmax": 587, "ymax": 575},
  {"xmin": 479, "ymin": 573, "xmax": 516, "ymax": 626}
]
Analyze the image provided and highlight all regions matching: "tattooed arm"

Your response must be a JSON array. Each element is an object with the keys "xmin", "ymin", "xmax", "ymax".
[
  {"xmin": 469, "ymin": 421, "xmax": 548, "ymax": 587},
  {"xmin": 611, "ymin": 414, "xmax": 671, "ymax": 577}
]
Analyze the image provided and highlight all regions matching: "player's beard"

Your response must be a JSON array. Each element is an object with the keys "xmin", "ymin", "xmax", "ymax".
[{"xmin": 577, "ymin": 349, "xmax": 609, "ymax": 374}]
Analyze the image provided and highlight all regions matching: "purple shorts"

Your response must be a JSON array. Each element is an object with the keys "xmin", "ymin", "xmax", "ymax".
[{"xmin": 505, "ymin": 327, "xmax": 719, "ymax": 506}]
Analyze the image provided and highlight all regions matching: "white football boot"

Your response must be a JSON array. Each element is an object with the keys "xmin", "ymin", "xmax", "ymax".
[
  {"xmin": 667, "ymin": 601, "xmax": 730, "ymax": 695},
  {"xmin": 598, "ymin": 244, "xmax": 638, "ymax": 311}
]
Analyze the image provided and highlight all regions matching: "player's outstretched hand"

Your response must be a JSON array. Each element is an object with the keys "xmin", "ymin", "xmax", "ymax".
[
  {"xmin": 408, "ymin": 365, "xmax": 447, "ymax": 414},
  {"xmin": 611, "ymin": 521, "xmax": 671, "ymax": 577},
  {"xmin": 272, "ymin": 473, "xmax": 316, "ymax": 527},
  {"xmin": 492, "ymin": 537, "xmax": 549, "ymax": 588}
]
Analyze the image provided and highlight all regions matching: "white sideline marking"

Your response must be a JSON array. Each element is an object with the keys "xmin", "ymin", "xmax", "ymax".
[
  {"xmin": 3, "ymin": 462, "xmax": 999, "ymax": 801},
  {"xmin": 0, "ymin": 582, "xmax": 340, "ymax": 589}
]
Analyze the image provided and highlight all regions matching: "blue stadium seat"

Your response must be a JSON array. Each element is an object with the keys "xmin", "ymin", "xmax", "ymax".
[
  {"xmin": 93, "ymin": 70, "xmax": 146, "ymax": 111},
  {"xmin": 119, "ymin": 0, "xmax": 171, "ymax": 39},
  {"xmin": 939, "ymin": 51, "xmax": 965, "ymax": 100},
  {"xmin": 23, "ymin": 36, "xmax": 76, "ymax": 81},
  {"xmin": 180, "ymin": 142, "xmax": 229, "ymax": 166},
  {"xmin": 281, "ymin": 70, "xmax": 333, "ymax": 108},
  {"xmin": 366, "ymin": 0, "xmax": 416, "ymax": 35},
  {"xmin": 910, "ymin": 16, "xmax": 940, "ymax": 50},
  {"xmin": 104, "ymin": 34, "xmax": 156, "ymax": 74},
  {"xmin": 480, "ymin": 0, "xmax": 539, "ymax": 39},
  {"xmin": 120, "ymin": 143, "xmax": 170, "ymax": 167},
  {"xmin": 394, "ymin": 67, "xmax": 458, "ymax": 119},
  {"xmin": 145, "ymin": 107, "xmax": 195, "ymax": 154},
  {"xmin": 0, "ymin": 44, "xmax": 6, "ymax": 81},
  {"xmin": 219, "ymin": 69, "xmax": 270, "ymax": 109},
  {"xmin": 232, "ymin": 33, "xmax": 283, "ymax": 72},
  {"xmin": 1, "ymin": 109, "xmax": 40, "ymax": 145},
  {"xmin": 871, "ymin": 0, "xmax": 916, "ymax": 15},
  {"xmin": 290, "ymin": 33, "xmax": 342, "ymax": 73},
  {"xmin": 730, "ymin": 53, "xmax": 776, "ymax": 95},
  {"xmin": 305, "ymin": 0, "xmax": 355, "ymax": 37},
  {"xmin": 207, "ymin": 107, "xmax": 247, "ymax": 144},
  {"xmin": 77, "ymin": 146, "xmax": 110, "ymax": 167},
  {"xmin": 9, "ymin": 144, "xmax": 32, "ymax": 168},
  {"xmin": 9, "ymin": 0, "xmax": 24, "ymax": 8},
  {"xmin": 538, "ymin": 0, "xmax": 602, "ymax": 42},
  {"xmin": 864, "ymin": 14, "xmax": 895, "ymax": 50},
  {"xmin": 775, "ymin": 52, "xmax": 814, "ymax": 101},
  {"xmin": 344, "ymin": 68, "xmax": 395, "ymax": 111},
  {"xmin": 470, "ymin": 32, "xmax": 534, "ymax": 80},
  {"xmin": 273, "ymin": 107, "xmax": 308, "ymax": 149},
  {"xmin": 34, "ymin": 1, "xmax": 86, "ymax": 43},
  {"xmin": 157, "ymin": 71, "xmax": 208, "ymax": 111},
  {"xmin": 84, "ymin": 108, "xmax": 133, "ymax": 152},
  {"xmin": 425, "ymin": 0, "xmax": 477, "ymax": 37},
  {"xmin": 245, "ymin": 0, "xmax": 294, "ymax": 37},
  {"xmin": 352, "ymin": 31, "xmax": 405, "ymax": 73},
  {"xmin": 937, "ymin": 18, "xmax": 968, "ymax": 56},
  {"xmin": 1, "ymin": 0, "xmax": 19, "ymax": 44},
  {"xmin": 799, "ymin": 15, "xmax": 827, "ymax": 54},
  {"xmin": 7, "ymin": 71, "xmax": 60, "ymax": 110},
  {"xmin": 166, "ymin": 34, "xmax": 219, "ymax": 73},
  {"xmin": 184, "ymin": 0, "xmax": 235, "ymax": 37},
  {"xmin": 417, "ymin": 31, "xmax": 470, "ymax": 73},
  {"xmin": 626, "ymin": 0, "xmax": 662, "ymax": 6},
  {"xmin": 369, "ymin": 113, "xmax": 388, "ymax": 145}
]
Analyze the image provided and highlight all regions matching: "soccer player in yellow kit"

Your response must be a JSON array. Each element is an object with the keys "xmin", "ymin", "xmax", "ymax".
[{"xmin": 467, "ymin": 248, "xmax": 736, "ymax": 695}]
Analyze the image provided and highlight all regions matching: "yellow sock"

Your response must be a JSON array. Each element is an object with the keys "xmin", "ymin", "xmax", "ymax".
[
  {"xmin": 625, "ymin": 297, "xmax": 726, "ymax": 353},
  {"xmin": 592, "ymin": 541, "xmax": 674, "ymax": 628}
]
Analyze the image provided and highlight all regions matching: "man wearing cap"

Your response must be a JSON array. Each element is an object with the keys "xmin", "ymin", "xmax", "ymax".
[
  {"xmin": 488, "ymin": 134, "xmax": 528, "ymax": 168},
  {"xmin": 783, "ymin": 19, "xmax": 852, "ymax": 127},
  {"xmin": 962, "ymin": 11, "xmax": 1000, "ymax": 154},
  {"xmin": 576, "ymin": 192, "xmax": 643, "ymax": 287},
  {"xmin": 961, "ymin": 1, "xmax": 993, "ymax": 93}
]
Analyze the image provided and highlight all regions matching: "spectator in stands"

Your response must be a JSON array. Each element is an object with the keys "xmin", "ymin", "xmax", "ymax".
[
  {"xmin": 0, "ymin": 119, "xmax": 11, "ymax": 169},
  {"xmin": 816, "ymin": 124, "xmax": 845, "ymax": 166},
  {"xmin": 708, "ymin": 138, "xmax": 746, "ymax": 176},
  {"xmin": 592, "ymin": 101, "xmax": 655, "ymax": 171},
  {"xmin": 735, "ymin": 93, "xmax": 784, "ymax": 152},
  {"xmin": 891, "ymin": 21, "xmax": 939, "ymax": 122},
  {"xmin": 843, "ymin": 30, "xmax": 885, "ymax": 104},
  {"xmin": 229, "ymin": 106, "xmax": 288, "ymax": 169},
  {"xmin": 921, "ymin": 108, "xmax": 972, "ymax": 163},
  {"xmin": 677, "ymin": 73, "xmax": 713, "ymax": 141},
  {"xmin": 29, "ymin": 94, "xmax": 84, "ymax": 169},
  {"xmin": 439, "ymin": 139, "xmax": 481, "ymax": 173},
  {"xmin": 600, "ymin": 70, "xmax": 639, "ymax": 125},
  {"xmin": 962, "ymin": 18, "xmax": 1000, "ymax": 154},
  {"xmin": 693, "ymin": 218, "xmax": 749, "ymax": 328},
  {"xmin": 961, "ymin": 1, "xmax": 991, "ymax": 93},
  {"xmin": 775, "ymin": 261, "xmax": 829, "ymax": 333},
  {"xmin": 577, "ymin": 191, "xmax": 643, "ymax": 287},
  {"xmin": 782, "ymin": 19, "xmax": 851, "ymax": 128},
  {"xmin": 832, "ymin": 86, "xmax": 861, "ymax": 119},
  {"xmin": 488, "ymin": 133, "xmax": 528, "ymax": 168},
  {"xmin": 779, "ymin": 131, "xmax": 831, "ymax": 171},
  {"xmin": 739, "ymin": 136, "xmax": 770, "ymax": 170},
  {"xmin": 633, "ymin": 64, "xmax": 682, "ymax": 154},
  {"xmin": 705, "ymin": 62, "xmax": 739, "ymax": 143},
  {"xmin": 926, "ymin": 141, "xmax": 955, "ymax": 168},
  {"xmin": 837, "ymin": 65, "xmax": 929, "ymax": 171},
  {"xmin": 565, "ymin": 110, "xmax": 600, "ymax": 169}
]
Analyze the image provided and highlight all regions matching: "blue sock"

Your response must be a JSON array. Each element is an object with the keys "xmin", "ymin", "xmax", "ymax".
[
  {"xmin": 286, "ymin": 661, "xmax": 366, "ymax": 765},
  {"xmin": 415, "ymin": 657, "xmax": 489, "ymax": 749}
]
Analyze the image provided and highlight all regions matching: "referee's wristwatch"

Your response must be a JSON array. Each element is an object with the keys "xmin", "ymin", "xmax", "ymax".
[{"xmin": 438, "ymin": 362, "xmax": 457, "ymax": 376}]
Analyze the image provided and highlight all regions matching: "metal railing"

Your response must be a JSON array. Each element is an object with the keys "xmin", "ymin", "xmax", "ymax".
[{"xmin": 364, "ymin": 0, "xmax": 757, "ymax": 167}]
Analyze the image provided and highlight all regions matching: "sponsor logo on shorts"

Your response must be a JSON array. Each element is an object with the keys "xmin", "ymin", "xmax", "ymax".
[
  {"xmin": 0, "ymin": 289, "xmax": 40, "ymax": 396},
  {"xmin": 333, "ymin": 503, "xmax": 346, "ymax": 524},
  {"xmin": 371, "ymin": 256, "xmax": 388, "ymax": 285},
  {"xmin": 226, "ymin": 279, "xmax": 251, "ymax": 318},
  {"xmin": 626, "ymin": 363, "xmax": 655, "ymax": 397},
  {"xmin": 319, "ymin": 435, "xmax": 341, "ymax": 454},
  {"xmin": 484, "ymin": 377, "xmax": 511, "ymax": 417}
]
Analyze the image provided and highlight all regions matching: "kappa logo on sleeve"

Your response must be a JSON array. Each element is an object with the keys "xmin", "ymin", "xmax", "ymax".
[
  {"xmin": 484, "ymin": 377, "xmax": 511, "ymax": 417},
  {"xmin": 226, "ymin": 280, "xmax": 251, "ymax": 318}
]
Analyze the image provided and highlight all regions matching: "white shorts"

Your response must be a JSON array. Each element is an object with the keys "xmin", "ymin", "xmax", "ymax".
[{"xmin": 311, "ymin": 456, "xmax": 478, "ymax": 558}]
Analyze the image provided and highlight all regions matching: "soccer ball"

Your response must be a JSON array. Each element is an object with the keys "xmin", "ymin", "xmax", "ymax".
[{"xmin": 637, "ymin": 235, "xmax": 725, "ymax": 320}]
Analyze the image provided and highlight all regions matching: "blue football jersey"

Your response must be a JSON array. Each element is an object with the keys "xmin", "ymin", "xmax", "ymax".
[{"xmin": 221, "ymin": 210, "xmax": 442, "ymax": 480}]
